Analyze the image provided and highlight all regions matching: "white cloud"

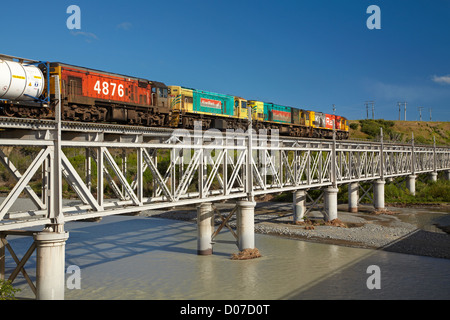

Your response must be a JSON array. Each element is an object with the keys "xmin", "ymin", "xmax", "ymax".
[
  {"xmin": 70, "ymin": 31, "xmax": 99, "ymax": 42},
  {"xmin": 116, "ymin": 22, "xmax": 132, "ymax": 31},
  {"xmin": 363, "ymin": 79, "xmax": 450, "ymax": 103},
  {"xmin": 432, "ymin": 75, "xmax": 450, "ymax": 85}
]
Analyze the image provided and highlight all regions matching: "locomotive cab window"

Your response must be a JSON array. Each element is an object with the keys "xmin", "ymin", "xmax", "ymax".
[{"xmin": 158, "ymin": 88, "xmax": 168, "ymax": 98}]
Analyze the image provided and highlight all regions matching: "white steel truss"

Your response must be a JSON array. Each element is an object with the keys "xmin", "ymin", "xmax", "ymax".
[{"xmin": 0, "ymin": 119, "xmax": 449, "ymax": 231}]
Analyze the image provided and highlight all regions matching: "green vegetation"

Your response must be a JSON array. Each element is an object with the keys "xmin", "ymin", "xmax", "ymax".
[
  {"xmin": 385, "ymin": 179, "xmax": 450, "ymax": 204},
  {"xmin": 358, "ymin": 119, "xmax": 403, "ymax": 141},
  {"xmin": 269, "ymin": 176, "xmax": 450, "ymax": 206},
  {"xmin": 0, "ymin": 146, "xmax": 225, "ymax": 199},
  {"xmin": 0, "ymin": 279, "xmax": 20, "ymax": 300}
]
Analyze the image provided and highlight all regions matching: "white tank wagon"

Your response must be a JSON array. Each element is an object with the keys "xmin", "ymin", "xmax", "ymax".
[{"xmin": 0, "ymin": 58, "xmax": 45, "ymax": 101}]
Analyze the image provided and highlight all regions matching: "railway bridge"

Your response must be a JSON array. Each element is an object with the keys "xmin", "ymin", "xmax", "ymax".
[{"xmin": 1, "ymin": 79, "xmax": 449, "ymax": 299}]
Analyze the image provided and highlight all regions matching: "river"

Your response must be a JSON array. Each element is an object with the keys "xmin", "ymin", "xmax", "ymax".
[{"xmin": 5, "ymin": 213, "xmax": 450, "ymax": 300}]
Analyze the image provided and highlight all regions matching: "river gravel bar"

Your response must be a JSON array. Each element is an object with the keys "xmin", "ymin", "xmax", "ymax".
[{"xmin": 143, "ymin": 201, "xmax": 450, "ymax": 260}]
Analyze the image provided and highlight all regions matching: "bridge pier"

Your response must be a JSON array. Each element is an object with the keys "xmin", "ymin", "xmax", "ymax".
[
  {"xmin": 373, "ymin": 179, "xmax": 385, "ymax": 210},
  {"xmin": 429, "ymin": 172, "xmax": 438, "ymax": 182},
  {"xmin": 406, "ymin": 175, "xmax": 416, "ymax": 196},
  {"xmin": 34, "ymin": 229, "xmax": 69, "ymax": 300},
  {"xmin": 237, "ymin": 201, "xmax": 256, "ymax": 251},
  {"xmin": 324, "ymin": 187, "xmax": 338, "ymax": 221},
  {"xmin": 348, "ymin": 182, "xmax": 359, "ymax": 213},
  {"xmin": 196, "ymin": 202, "xmax": 214, "ymax": 255},
  {"xmin": 293, "ymin": 190, "xmax": 306, "ymax": 223}
]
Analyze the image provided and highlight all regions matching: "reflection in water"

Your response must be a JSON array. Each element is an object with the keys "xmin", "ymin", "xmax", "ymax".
[{"xmin": 5, "ymin": 215, "xmax": 450, "ymax": 300}]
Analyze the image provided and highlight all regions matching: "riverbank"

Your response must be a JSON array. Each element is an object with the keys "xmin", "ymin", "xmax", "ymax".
[{"xmin": 143, "ymin": 201, "xmax": 450, "ymax": 260}]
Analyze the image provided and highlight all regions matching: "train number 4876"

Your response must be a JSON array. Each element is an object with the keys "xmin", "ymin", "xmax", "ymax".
[{"xmin": 94, "ymin": 80, "xmax": 124, "ymax": 97}]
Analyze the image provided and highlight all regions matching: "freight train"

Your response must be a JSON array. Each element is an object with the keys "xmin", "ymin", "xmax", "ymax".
[{"xmin": 0, "ymin": 55, "xmax": 349, "ymax": 139}]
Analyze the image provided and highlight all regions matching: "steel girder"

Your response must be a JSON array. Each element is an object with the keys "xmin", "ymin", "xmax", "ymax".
[{"xmin": 0, "ymin": 122, "xmax": 449, "ymax": 230}]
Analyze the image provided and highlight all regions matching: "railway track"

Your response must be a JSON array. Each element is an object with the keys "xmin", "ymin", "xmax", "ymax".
[{"xmin": 0, "ymin": 116, "xmax": 442, "ymax": 148}]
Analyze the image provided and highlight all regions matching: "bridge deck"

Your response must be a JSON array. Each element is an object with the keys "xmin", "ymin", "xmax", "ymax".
[{"xmin": 0, "ymin": 116, "xmax": 449, "ymax": 231}]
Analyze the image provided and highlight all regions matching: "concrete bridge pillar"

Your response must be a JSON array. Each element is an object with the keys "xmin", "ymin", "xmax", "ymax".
[
  {"xmin": 34, "ymin": 230, "xmax": 69, "ymax": 300},
  {"xmin": 348, "ymin": 182, "xmax": 359, "ymax": 213},
  {"xmin": 237, "ymin": 201, "xmax": 256, "ymax": 251},
  {"xmin": 373, "ymin": 179, "xmax": 385, "ymax": 210},
  {"xmin": 293, "ymin": 190, "xmax": 306, "ymax": 223},
  {"xmin": 197, "ymin": 202, "xmax": 214, "ymax": 255},
  {"xmin": 406, "ymin": 175, "xmax": 416, "ymax": 196},
  {"xmin": 324, "ymin": 187, "xmax": 338, "ymax": 221},
  {"xmin": 429, "ymin": 172, "xmax": 438, "ymax": 182}
]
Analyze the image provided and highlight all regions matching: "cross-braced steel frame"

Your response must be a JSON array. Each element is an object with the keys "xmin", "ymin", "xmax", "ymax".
[{"xmin": 0, "ymin": 118, "xmax": 449, "ymax": 232}]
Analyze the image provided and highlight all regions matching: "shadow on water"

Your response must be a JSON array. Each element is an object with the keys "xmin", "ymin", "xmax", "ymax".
[
  {"xmin": 279, "ymin": 244, "xmax": 450, "ymax": 300},
  {"xmin": 278, "ymin": 227, "xmax": 450, "ymax": 299},
  {"xmin": 2, "ymin": 216, "xmax": 200, "ymax": 295},
  {"xmin": 4, "ymin": 212, "xmax": 450, "ymax": 300},
  {"xmin": 65, "ymin": 217, "xmax": 201, "ymax": 269}
]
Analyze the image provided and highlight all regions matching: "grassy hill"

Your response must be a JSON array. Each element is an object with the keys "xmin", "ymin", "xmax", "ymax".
[{"xmin": 348, "ymin": 119, "xmax": 450, "ymax": 146}]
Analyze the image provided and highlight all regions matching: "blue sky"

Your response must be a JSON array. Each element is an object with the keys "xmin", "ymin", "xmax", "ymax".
[{"xmin": 1, "ymin": 0, "xmax": 449, "ymax": 121}]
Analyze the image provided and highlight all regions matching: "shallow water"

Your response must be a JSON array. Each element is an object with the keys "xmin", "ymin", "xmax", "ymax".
[
  {"xmin": 5, "ymin": 215, "xmax": 450, "ymax": 300},
  {"xmin": 395, "ymin": 206, "xmax": 450, "ymax": 233}
]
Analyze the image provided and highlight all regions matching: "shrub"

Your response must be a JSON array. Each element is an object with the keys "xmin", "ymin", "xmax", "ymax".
[
  {"xmin": 358, "ymin": 119, "xmax": 399, "ymax": 140},
  {"xmin": 0, "ymin": 279, "xmax": 20, "ymax": 300}
]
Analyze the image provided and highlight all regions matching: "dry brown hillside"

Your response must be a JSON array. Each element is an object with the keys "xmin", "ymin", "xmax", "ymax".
[{"xmin": 348, "ymin": 120, "xmax": 450, "ymax": 146}]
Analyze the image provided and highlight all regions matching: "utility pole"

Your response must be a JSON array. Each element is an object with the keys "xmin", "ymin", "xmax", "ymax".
[
  {"xmin": 429, "ymin": 108, "xmax": 432, "ymax": 121},
  {"xmin": 365, "ymin": 101, "xmax": 374, "ymax": 119},
  {"xmin": 332, "ymin": 104, "xmax": 336, "ymax": 115},
  {"xmin": 402, "ymin": 101, "xmax": 407, "ymax": 121},
  {"xmin": 418, "ymin": 106, "xmax": 423, "ymax": 121},
  {"xmin": 372, "ymin": 101, "xmax": 374, "ymax": 119},
  {"xmin": 397, "ymin": 102, "xmax": 401, "ymax": 120},
  {"xmin": 365, "ymin": 102, "xmax": 368, "ymax": 119}
]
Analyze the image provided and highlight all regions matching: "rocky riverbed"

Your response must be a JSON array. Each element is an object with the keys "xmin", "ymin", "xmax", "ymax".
[{"xmin": 142, "ymin": 201, "xmax": 450, "ymax": 260}]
